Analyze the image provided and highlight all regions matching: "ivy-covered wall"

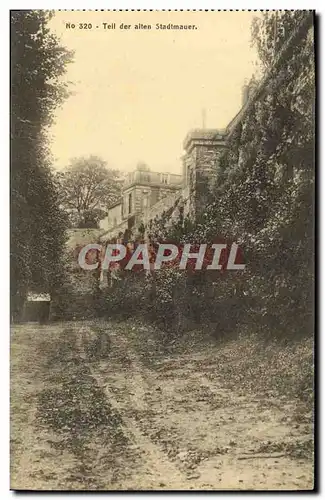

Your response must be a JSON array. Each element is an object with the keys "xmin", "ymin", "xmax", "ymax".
[{"xmin": 99, "ymin": 12, "xmax": 315, "ymax": 340}]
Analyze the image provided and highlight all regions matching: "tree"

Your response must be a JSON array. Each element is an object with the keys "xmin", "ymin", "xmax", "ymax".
[
  {"xmin": 11, "ymin": 10, "xmax": 73, "ymax": 319},
  {"xmin": 251, "ymin": 11, "xmax": 312, "ymax": 72},
  {"xmin": 58, "ymin": 156, "xmax": 122, "ymax": 228}
]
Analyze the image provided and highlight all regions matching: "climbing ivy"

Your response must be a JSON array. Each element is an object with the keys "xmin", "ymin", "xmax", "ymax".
[{"xmin": 101, "ymin": 12, "xmax": 314, "ymax": 340}]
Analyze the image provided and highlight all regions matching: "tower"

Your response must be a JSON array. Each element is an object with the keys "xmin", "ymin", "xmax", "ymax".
[{"xmin": 182, "ymin": 128, "xmax": 227, "ymax": 219}]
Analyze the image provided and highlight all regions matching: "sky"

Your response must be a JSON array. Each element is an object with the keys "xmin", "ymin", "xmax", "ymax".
[{"xmin": 49, "ymin": 11, "xmax": 260, "ymax": 174}]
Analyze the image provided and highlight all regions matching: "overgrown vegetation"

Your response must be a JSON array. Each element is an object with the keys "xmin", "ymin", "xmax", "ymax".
[
  {"xmin": 98, "ymin": 12, "xmax": 314, "ymax": 341},
  {"xmin": 11, "ymin": 10, "xmax": 73, "ymax": 319}
]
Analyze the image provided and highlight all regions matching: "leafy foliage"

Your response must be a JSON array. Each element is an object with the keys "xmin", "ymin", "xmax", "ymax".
[
  {"xmin": 99, "ymin": 12, "xmax": 314, "ymax": 341},
  {"xmin": 11, "ymin": 10, "xmax": 73, "ymax": 318},
  {"xmin": 251, "ymin": 11, "xmax": 311, "ymax": 72},
  {"xmin": 58, "ymin": 156, "xmax": 122, "ymax": 228}
]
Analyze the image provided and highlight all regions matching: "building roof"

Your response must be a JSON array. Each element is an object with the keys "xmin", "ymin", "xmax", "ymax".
[{"xmin": 183, "ymin": 128, "xmax": 227, "ymax": 150}]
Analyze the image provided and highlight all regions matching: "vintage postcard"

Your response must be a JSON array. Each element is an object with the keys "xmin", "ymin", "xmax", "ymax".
[{"xmin": 10, "ymin": 10, "xmax": 315, "ymax": 491}]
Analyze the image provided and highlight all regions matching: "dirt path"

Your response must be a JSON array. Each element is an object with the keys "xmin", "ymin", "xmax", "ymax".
[{"xmin": 10, "ymin": 321, "xmax": 314, "ymax": 490}]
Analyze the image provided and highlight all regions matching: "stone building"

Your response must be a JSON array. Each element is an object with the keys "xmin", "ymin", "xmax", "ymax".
[
  {"xmin": 99, "ymin": 79, "xmax": 258, "ymax": 243},
  {"xmin": 99, "ymin": 163, "xmax": 182, "ymax": 240},
  {"xmin": 182, "ymin": 129, "xmax": 227, "ymax": 219},
  {"xmin": 99, "ymin": 127, "xmax": 228, "ymax": 243}
]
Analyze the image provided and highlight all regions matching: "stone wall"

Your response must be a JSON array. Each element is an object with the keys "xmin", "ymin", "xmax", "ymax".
[
  {"xmin": 141, "ymin": 189, "xmax": 181, "ymax": 226},
  {"xmin": 99, "ymin": 202, "xmax": 122, "ymax": 232},
  {"xmin": 98, "ymin": 15, "xmax": 314, "ymax": 248},
  {"xmin": 99, "ymin": 218, "xmax": 129, "ymax": 242}
]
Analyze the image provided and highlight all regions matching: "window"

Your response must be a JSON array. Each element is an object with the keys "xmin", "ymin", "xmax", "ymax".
[
  {"xmin": 128, "ymin": 193, "xmax": 132, "ymax": 214},
  {"xmin": 161, "ymin": 173, "xmax": 169, "ymax": 184},
  {"xmin": 143, "ymin": 191, "xmax": 149, "ymax": 209}
]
